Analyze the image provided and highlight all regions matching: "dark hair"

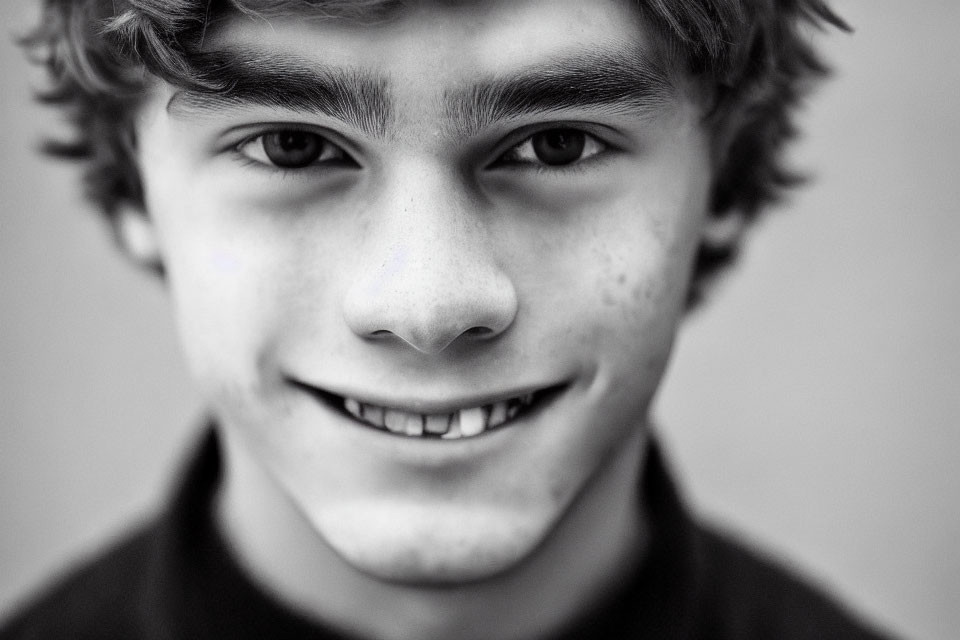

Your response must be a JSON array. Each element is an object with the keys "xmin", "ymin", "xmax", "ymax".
[{"xmin": 22, "ymin": 0, "xmax": 848, "ymax": 304}]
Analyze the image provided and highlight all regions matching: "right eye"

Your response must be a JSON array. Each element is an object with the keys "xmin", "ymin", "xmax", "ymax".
[{"xmin": 238, "ymin": 130, "xmax": 354, "ymax": 169}]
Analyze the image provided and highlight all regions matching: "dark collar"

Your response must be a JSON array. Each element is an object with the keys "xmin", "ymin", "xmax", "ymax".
[{"xmin": 146, "ymin": 428, "xmax": 702, "ymax": 640}]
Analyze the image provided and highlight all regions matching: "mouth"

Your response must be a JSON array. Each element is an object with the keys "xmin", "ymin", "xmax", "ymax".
[{"xmin": 291, "ymin": 381, "xmax": 567, "ymax": 440}]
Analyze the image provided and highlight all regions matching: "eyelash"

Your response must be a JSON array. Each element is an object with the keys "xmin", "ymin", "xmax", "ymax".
[
  {"xmin": 490, "ymin": 129, "xmax": 610, "ymax": 174},
  {"xmin": 231, "ymin": 126, "xmax": 612, "ymax": 174},
  {"xmin": 233, "ymin": 128, "xmax": 353, "ymax": 172}
]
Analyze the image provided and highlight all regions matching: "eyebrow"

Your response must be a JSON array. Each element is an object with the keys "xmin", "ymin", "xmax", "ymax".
[
  {"xmin": 445, "ymin": 48, "xmax": 677, "ymax": 137},
  {"xmin": 165, "ymin": 46, "xmax": 675, "ymax": 139},
  {"xmin": 166, "ymin": 51, "xmax": 392, "ymax": 138}
]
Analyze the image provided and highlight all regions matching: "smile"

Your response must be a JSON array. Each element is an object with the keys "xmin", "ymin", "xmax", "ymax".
[
  {"xmin": 292, "ymin": 381, "xmax": 565, "ymax": 440},
  {"xmin": 343, "ymin": 393, "xmax": 536, "ymax": 439}
]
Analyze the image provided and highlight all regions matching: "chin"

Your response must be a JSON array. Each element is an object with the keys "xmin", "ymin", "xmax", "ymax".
[{"xmin": 312, "ymin": 501, "xmax": 553, "ymax": 586}]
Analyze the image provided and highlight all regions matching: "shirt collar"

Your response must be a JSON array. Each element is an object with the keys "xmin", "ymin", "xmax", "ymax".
[{"xmin": 148, "ymin": 426, "xmax": 703, "ymax": 640}]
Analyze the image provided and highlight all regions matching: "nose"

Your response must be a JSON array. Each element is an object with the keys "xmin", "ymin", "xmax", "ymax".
[{"xmin": 342, "ymin": 165, "xmax": 518, "ymax": 355}]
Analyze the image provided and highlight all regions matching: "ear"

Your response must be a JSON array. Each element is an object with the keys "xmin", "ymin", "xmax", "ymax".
[
  {"xmin": 701, "ymin": 209, "xmax": 747, "ymax": 252},
  {"xmin": 115, "ymin": 205, "xmax": 162, "ymax": 270}
]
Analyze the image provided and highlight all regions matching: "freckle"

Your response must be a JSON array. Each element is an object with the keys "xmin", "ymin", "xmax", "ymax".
[
  {"xmin": 358, "ymin": 217, "xmax": 371, "ymax": 236},
  {"xmin": 602, "ymin": 289, "xmax": 616, "ymax": 307},
  {"xmin": 617, "ymin": 273, "xmax": 627, "ymax": 285},
  {"xmin": 632, "ymin": 280, "xmax": 653, "ymax": 303},
  {"xmin": 650, "ymin": 218, "xmax": 667, "ymax": 243}
]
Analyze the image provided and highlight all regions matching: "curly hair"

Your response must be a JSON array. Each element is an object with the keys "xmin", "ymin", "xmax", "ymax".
[{"xmin": 21, "ymin": 0, "xmax": 848, "ymax": 304}]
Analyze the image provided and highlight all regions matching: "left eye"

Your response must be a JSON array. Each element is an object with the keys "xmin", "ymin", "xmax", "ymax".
[
  {"xmin": 499, "ymin": 129, "xmax": 606, "ymax": 167},
  {"xmin": 238, "ymin": 130, "xmax": 352, "ymax": 169}
]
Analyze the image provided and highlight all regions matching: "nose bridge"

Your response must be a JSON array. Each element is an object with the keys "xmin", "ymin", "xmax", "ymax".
[
  {"xmin": 342, "ymin": 160, "xmax": 517, "ymax": 354},
  {"xmin": 393, "ymin": 162, "xmax": 475, "ymax": 270}
]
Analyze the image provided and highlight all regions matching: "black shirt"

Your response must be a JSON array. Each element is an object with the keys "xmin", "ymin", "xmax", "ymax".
[{"xmin": 0, "ymin": 429, "xmax": 895, "ymax": 639}]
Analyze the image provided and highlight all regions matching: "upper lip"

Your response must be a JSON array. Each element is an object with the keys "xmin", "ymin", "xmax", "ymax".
[{"xmin": 287, "ymin": 377, "xmax": 565, "ymax": 415}]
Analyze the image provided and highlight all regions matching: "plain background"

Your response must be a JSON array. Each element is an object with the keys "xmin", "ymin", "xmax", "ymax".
[{"xmin": 1, "ymin": 1, "xmax": 958, "ymax": 638}]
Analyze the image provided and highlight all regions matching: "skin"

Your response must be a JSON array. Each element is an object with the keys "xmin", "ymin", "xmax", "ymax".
[{"xmin": 123, "ymin": 0, "xmax": 721, "ymax": 638}]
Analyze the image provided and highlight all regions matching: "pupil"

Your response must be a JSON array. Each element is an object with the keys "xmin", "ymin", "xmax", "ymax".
[
  {"xmin": 532, "ymin": 129, "xmax": 586, "ymax": 166},
  {"xmin": 263, "ymin": 131, "xmax": 323, "ymax": 168}
]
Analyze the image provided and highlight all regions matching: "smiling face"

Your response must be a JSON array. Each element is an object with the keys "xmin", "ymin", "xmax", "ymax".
[{"xmin": 129, "ymin": 0, "xmax": 714, "ymax": 586}]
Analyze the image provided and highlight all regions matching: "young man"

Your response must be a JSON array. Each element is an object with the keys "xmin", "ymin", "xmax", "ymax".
[{"xmin": 3, "ymin": 0, "xmax": 895, "ymax": 638}]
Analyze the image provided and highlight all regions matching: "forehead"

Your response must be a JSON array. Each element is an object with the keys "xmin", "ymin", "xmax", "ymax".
[
  {"xmin": 207, "ymin": 0, "xmax": 654, "ymax": 81},
  {"xmin": 167, "ymin": 0, "xmax": 682, "ymax": 142}
]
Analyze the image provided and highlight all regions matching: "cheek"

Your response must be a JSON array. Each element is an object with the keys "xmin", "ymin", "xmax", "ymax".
[
  {"xmin": 568, "ymin": 192, "xmax": 707, "ymax": 382},
  {"xmin": 589, "ymin": 216, "xmax": 696, "ymax": 326},
  {"xmin": 146, "ymin": 185, "xmax": 302, "ymax": 392}
]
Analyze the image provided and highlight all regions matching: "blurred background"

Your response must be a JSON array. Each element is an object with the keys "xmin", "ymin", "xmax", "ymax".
[{"xmin": 1, "ymin": 0, "xmax": 958, "ymax": 638}]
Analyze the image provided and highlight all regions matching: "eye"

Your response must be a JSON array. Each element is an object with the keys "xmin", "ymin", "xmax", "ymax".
[
  {"xmin": 238, "ymin": 130, "xmax": 354, "ymax": 169},
  {"xmin": 498, "ymin": 128, "xmax": 606, "ymax": 168}
]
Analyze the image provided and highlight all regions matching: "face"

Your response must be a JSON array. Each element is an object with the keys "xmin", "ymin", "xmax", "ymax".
[{"xmin": 130, "ymin": 0, "xmax": 713, "ymax": 584}]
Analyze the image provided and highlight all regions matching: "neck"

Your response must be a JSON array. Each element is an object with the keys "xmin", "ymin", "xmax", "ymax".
[{"xmin": 215, "ymin": 427, "xmax": 650, "ymax": 640}]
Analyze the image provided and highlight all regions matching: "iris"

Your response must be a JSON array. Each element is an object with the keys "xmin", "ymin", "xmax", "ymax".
[
  {"xmin": 531, "ymin": 129, "xmax": 586, "ymax": 166},
  {"xmin": 263, "ymin": 131, "xmax": 325, "ymax": 168}
]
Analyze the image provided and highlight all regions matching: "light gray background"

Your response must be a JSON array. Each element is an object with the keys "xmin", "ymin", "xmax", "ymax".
[{"xmin": 1, "ymin": 1, "xmax": 958, "ymax": 638}]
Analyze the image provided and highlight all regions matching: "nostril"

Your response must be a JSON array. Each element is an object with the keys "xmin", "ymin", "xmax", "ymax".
[
  {"xmin": 343, "ymin": 266, "xmax": 518, "ymax": 352},
  {"xmin": 464, "ymin": 326, "xmax": 495, "ymax": 338}
]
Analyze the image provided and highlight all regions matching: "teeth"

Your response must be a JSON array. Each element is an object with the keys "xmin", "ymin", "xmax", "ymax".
[
  {"xmin": 344, "ymin": 398, "xmax": 362, "ymax": 419},
  {"xmin": 383, "ymin": 409, "xmax": 407, "ymax": 434},
  {"xmin": 424, "ymin": 413, "xmax": 451, "ymax": 435},
  {"xmin": 362, "ymin": 404, "xmax": 385, "ymax": 428},
  {"xmin": 442, "ymin": 413, "xmax": 463, "ymax": 439},
  {"xmin": 459, "ymin": 407, "xmax": 486, "ymax": 437},
  {"xmin": 405, "ymin": 413, "xmax": 424, "ymax": 436},
  {"xmin": 342, "ymin": 391, "xmax": 539, "ymax": 438},
  {"xmin": 488, "ymin": 401, "xmax": 508, "ymax": 429}
]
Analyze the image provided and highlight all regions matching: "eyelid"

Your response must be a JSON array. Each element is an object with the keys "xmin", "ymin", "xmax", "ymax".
[
  {"xmin": 485, "ymin": 123, "xmax": 618, "ymax": 170},
  {"xmin": 223, "ymin": 123, "xmax": 361, "ymax": 169},
  {"xmin": 507, "ymin": 132, "xmax": 606, "ymax": 165}
]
